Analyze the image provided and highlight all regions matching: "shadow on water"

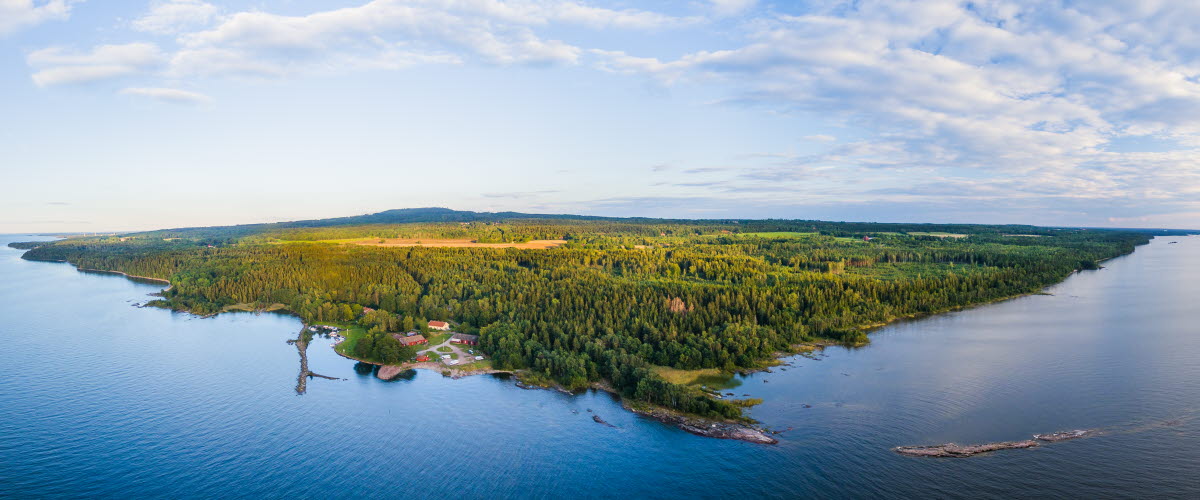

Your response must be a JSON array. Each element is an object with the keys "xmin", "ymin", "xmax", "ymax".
[
  {"xmin": 353, "ymin": 362, "xmax": 376, "ymax": 377},
  {"xmin": 378, "ymin": 368, "xmax": 418, "ymax": 382}
]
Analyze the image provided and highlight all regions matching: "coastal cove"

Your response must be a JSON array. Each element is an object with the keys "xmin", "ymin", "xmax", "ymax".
[{"xmin": 2, "ymin": 234, "xmax": 1199, "ymax": 497}]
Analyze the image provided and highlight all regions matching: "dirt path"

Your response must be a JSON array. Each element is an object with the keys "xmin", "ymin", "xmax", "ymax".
[
  {"xmin": 374, "ymin": 336, "xmax": 490, "ymax": 380},
  {"xmin": 418, "ymin": 338, "xmax": 478, "ymax": 366}
]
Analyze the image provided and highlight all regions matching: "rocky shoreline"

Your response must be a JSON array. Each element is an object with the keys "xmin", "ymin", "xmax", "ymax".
[{"xmin": 624, "ymin": 401, "xmax": 778, "ymax": 445}]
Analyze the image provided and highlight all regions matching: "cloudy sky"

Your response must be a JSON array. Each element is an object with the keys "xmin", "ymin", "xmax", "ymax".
[{"xmin": 3, "ymin": 0, "xmax": 1199, "ymax": 232}]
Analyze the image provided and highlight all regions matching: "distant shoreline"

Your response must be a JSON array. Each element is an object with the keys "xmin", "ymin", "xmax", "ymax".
[{"xmin": 76, "ymin": 267, "xmax": 171, "ymax": 286}]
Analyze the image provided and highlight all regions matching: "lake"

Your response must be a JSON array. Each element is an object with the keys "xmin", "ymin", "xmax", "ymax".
[{"xmin": 1, "ymin": 235, "xmax": 1196, "ymax": 498}]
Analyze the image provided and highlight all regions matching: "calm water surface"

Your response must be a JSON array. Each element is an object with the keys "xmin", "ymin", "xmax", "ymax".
[{"xmin": 1, "ymin": 235, "xmax": 1197, "ymax": 499}]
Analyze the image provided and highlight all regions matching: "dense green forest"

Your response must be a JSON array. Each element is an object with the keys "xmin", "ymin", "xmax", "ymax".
[{"xmin": 16, "ymin": 208, "xmax": 1169, "ymax": 420}]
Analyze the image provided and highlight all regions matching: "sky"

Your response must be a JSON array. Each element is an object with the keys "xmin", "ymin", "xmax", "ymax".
[{"xmin": 2, "ymin": 0, "xmax": 1199, "ymax": 232}]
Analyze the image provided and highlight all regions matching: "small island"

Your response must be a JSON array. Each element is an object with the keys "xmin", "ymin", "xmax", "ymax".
[{"xmin": 895, "ymin": 428, "xmax": 1103, "ymax": 457}]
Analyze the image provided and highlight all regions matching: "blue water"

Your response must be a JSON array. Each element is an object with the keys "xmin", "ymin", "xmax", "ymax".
[{"xmin": 1, "ymin": 235, "xmax": 1197, "ymax": 499}]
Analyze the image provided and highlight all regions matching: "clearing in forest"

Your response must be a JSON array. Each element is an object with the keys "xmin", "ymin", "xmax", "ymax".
[
  {"xmin": 347, "ymin": 238, "xmax": 567, "ymax": 249},
  {"xmin": 907, "ymin": 232, "xmax": 968, "ymax": 238}
]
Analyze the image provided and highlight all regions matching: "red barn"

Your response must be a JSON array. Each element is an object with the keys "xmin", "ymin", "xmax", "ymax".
[
  {"xmin": 450, "ymin": 333, "xmax": 480, "ymax": 345},
  {"xmin": 393, "ymin": 333, "xmax": 427, "ymax": 346}
]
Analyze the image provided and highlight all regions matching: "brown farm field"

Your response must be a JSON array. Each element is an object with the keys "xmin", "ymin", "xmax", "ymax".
[{"xmin": 348, "ymin": 238, "xmax": 567, "ymax": 249}]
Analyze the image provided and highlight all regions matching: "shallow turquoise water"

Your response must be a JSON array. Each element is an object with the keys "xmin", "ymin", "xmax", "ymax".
[{"xmin": 1, "ymin": 235, "xmax": 1197, "ymax": 498}]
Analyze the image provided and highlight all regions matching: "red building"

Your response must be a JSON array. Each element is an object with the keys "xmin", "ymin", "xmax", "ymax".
[
  {"xmin": 450, "ymin": 333, "xmax": 480, "ymax": 345},
  {"xmin": 393, "ymin": 333, "xmax": 427, "ymax": 346}
]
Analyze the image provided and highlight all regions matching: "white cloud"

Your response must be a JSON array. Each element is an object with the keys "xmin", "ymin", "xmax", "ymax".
[
  {"xmin": 597, "ymin": 0, "xmax": 1200, "ymax": 213},
  {"xmin": 168, "ymin": 47, "xmax": 287, "ymax": 78},
  {"xmin": 132, "ymin": 0, "xmax": 217, "ymax": 34},
  {"xmin": 120, "ymin": 86, "xmax": 212, "ymax": 103},
  {"xmin": 28, "ymin": 43, "xmax": 165, "ymax": 86},
  {"xmin": 709, "ymin": 0, "xmax": 755, "ymax": 17},
  {"xmin": 18, "ymin": 0, "xmax": 1198, "ymax": 225},
  {"xmin": 0, "ymin": 0, "xmax": 74, "ymax": 36},
  {"xmin": 27, "ymin": 1, "xmax": 699, "ymax": 87},
  {"xmin": 164, "ymin": 0, "xmax": 695, "ymax": 78},
  {"xmin": 175, "ymin": 1, "xmax": 592, "ymax": 68}
]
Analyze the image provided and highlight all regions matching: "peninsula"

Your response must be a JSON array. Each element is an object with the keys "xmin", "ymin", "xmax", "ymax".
[{"xmin": 13, "ymin": 208, "xmax": 1174, "ymax": 442}]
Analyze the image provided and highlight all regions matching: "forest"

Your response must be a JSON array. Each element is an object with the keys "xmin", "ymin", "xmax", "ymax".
[{"xmin": 15, "ymin": 208, "xmax": 1163, "ymax": 420}]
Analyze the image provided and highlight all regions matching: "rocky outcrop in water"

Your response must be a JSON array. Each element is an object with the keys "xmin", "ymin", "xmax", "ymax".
[
  {"xmin": 894, "ymin": 440, "xmax": 1038, "ymax": 457},
  {"xmin": 1034, "ymin": 429, "xmax": 1100, "ymax": 442},
  {"xmin": 626, "ymin": 403, "xmax": 778, "ymax": 444},
  {"xmin": 592, "ymin": 415, "xmax": 616, "ymax": 428},
  {"xmin": 377, "ymin": 365, "xmax": 410, "ymax": 380},
  {"xmin": 897, "ymin": 427, "xmax": 1103, "ymax": 457}
]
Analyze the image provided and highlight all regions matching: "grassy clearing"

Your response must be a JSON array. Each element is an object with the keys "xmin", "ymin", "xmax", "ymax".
[
  {"xmin": 908, "ymin": 231, "xmax": 968, "ymax": 238},
  {"xmin": 349, "ymin": 238, "xmax": 567, "ymax": 249},
  {"xmin": 328, "ymin": 323, "xmax": 367, "ymax": 356},
  {"xmin": 515, "ymin": 371, "xmax": 555, "ymax": 387},
  {"xmin": 653, "ymin": 366, "xmax": 742, "ymax": 389},
  {"xmin": 424, "ymin": 332, "xmax": 451, "ymax": 345},
  {"xmin": 436, "ymin": 345, "xmax": 452, "ymax": 353}
]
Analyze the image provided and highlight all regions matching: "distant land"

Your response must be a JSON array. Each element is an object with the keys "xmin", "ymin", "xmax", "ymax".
[{"xmin": 11, "ymin": 208, "xmax": 1196, "ymax": 442}]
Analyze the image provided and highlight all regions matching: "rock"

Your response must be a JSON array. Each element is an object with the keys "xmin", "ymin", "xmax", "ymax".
[
  {"xmin": 1034, "ymin": 429, "xmax": 1099, "ymax": 442},
  {"xmin": 625, "ymin": 403, "xmax": 778, "ymax": 445},
  {"xmin": 894, "ymin": 440, "xmax": 1039, "ymax": 458},
  {"xmin": 592, "ymin": 415, "xmax": 617, "ymax": 428},
  {"xmin": 376, "ymin": 365, "xmax": 407, "ymax": 380}
]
